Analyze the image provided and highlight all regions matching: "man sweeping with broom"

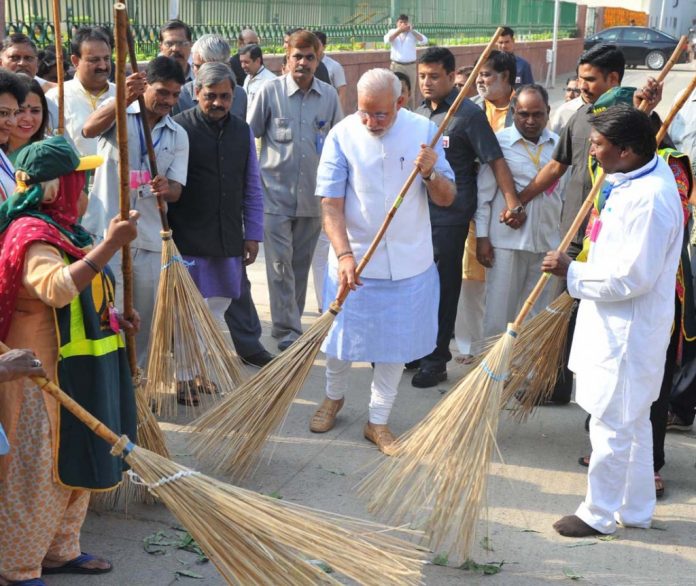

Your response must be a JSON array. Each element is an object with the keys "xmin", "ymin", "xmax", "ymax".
[
  {"xmin": 542, "ymin": 104, "xmax": 683, "ymax": 537},
  {"xmin": 310, "ymin": 68, "xmax": 455, "ymax": 453}
]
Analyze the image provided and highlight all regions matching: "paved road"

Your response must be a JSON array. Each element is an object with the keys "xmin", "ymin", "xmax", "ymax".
[{"xmin": 50, "ymin": 63, "xmax": 696, "ymax": 586}]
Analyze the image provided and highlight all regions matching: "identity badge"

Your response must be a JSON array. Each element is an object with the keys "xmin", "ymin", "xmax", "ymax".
[{"xmin": 442, "ymin": 136, "xmax": 450, "ymax": 149}]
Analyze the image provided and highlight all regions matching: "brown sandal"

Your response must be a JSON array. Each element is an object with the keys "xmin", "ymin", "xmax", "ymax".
[{"xmin": 309, "ymin": 397, "xmax": 344, "ymax": 433}]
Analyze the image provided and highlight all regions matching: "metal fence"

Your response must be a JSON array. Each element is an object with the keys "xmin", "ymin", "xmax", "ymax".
[{"xmin": 4, "ymin": 0, "xmax": 578, "ymax": 56}]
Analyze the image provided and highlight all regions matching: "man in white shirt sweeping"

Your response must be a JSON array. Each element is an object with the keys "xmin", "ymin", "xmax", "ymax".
[{"xmin": 543, "ymin": 104, "xmax": 683, "ymax": 538}]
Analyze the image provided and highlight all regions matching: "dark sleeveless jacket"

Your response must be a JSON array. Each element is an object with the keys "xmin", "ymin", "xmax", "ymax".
[{"xmin": 169, "ymin": 107, "xmax": 250, "ymax": 257}]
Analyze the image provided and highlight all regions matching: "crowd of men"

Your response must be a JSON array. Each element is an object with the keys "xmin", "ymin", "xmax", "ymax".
[{"xmin": 0, "ymin": 13, "xmax": 695, "ymax": 565}]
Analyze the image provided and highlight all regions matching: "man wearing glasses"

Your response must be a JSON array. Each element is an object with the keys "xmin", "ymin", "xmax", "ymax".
[
  {"xmin": 550, "ymin": 75, "xmax": 584, "ymax": 134},
  {"xmin": 159, "ymin": 20, "xmax": 194, "ymax": 83}
]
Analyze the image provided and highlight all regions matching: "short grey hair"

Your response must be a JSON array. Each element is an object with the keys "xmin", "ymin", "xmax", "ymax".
[
  {"xmin": 238, "ymin": 28, "xmax": 259, "ymax": 44},
  {"xmin": 191, "ymin": 34, "xmax": 230, "ymax": 64},
  {"xmin": 195, "ymin": 62, "xmax": 235, "ymax": 90},
  {"xmin": 357, "ymin": 68, "xmax": 401, "ymax": 101}
]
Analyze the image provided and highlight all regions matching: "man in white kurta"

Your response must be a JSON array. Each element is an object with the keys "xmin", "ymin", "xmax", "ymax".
[
  {"xmin": 475, "ymin": 85, "xmax": 561, "ymax": 338},
  {"xmin": 543, "ymin": 105, "xmax": 683, "ymax": 537},
  {"xmin": 311, "ymin": 68, "xmax": 455, "ymax": 454}
]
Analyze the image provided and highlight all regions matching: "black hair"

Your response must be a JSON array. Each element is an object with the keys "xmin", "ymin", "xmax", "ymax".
[
  {"xmin": 393, "ymin": 70, "xmax": 411, "ymax": 92},
  {"xmin": 578, "ymin": 44, "xmax": 625, "ymax": 83},
  {"xmin": 313, "ymin": 31, "xmax": 328, "ymax": 46},
  {"xmin": 484, "ymin": 49, "xmax": 516, "ymax": 87},
  {"xmin": 146, "ymin": 56, "xmax": 185, "ymax": 85},
  {"xmin": 37, "ymin": 45, "xmax": 71, "ymax": 80},
  {"xmin": 71, "ymin": 27, "xmax": 111, "ymax": 57},
  {"xmin": 239, "ymin": 43, "xmax": 263, "ymax": 62},
  {"xmin": 16, "ymin": 73, "xmax": 48, "ymax": 143},
  {"xmin": 418, "ymin": 46, "xmax": 455, "ymax": 74},
  {"xmin": 566, "ymin": 77, "xmax": 577, "ymax": 85},
  {"xmin": 285, "ymin": 27, "xmax": 303, "ymax": 37},
  {"xmin": 1, "ymin": 33, "xmax": 37, "ymax": 54},
  {"xmin": 511, "ymin": 83, "xmax": 549, "ymax": 109},
  {"xmin": 589, "ymin": 103, "xmax": 656, "ymax": 157},
  {"xmin": 159, "ymin": 19, "xmax": 192, "ymax": 42},
  {"xmin": 500, "ymin": 26, "xmax": 515, "ymax": 38},
  {"xmin": 456, "ymin": 65, "xmax": 474, "ymax": 76},
  {"xmin": 397, "ymin": 14, "xmax": 409, "ymax": 22},
  {"xmin": 0, "ymin": 70, "xmax": 28, "ymax": 106}
]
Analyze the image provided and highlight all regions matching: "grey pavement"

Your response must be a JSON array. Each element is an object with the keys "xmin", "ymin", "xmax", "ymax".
[{"xmin": 51, "ymin": 65, "xmax": 696, "ymax": 585}]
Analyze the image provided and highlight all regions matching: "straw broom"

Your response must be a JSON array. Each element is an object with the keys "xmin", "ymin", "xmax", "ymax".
[
  {"xmin": 92, "ymin": 4, "xmax": 170, "ymax": 509},
  {"xmin": 359, "ymin": 42, "xmax": 690, "ymax": 560},
  {"xmin": 487, "ymin": 40, "xmax": 693, "ymax": 419},
  {"xmin": 189, "ymin": 27, "xmax": 506, "ymax": 480},
  {"xmin": 51, "ymin": 0, "xmax": 64, "ymax": 136},
  {"xmin": 0, "ymin": 340, "xmax": 426, "ymax": 586}
]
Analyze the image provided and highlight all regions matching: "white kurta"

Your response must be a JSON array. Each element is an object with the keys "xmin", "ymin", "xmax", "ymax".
[{"xmin": 567, "ymin": 155, "xmax": 683, "ymax": 427}]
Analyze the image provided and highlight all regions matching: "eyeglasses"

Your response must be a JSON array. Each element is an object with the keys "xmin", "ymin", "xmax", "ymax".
[
  {"xmin": 565, "ymin": 87, "xmax": 581, "ymax": 94},
  {"xmin": 454, "ymin": 83, "xmax": 464, "ymax": 89},
  {"xmin": 162, "ymin": 40, "xmax": 191, "ymax": 49},
  {"xmin": 357, "ymin": 111, "xmax": 389, "ymax": 122}
]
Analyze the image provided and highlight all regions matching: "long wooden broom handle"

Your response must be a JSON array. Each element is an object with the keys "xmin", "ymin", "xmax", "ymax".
[
  {"xmin": 334, "ymin": 27, "xmax": 504, "ymax": 305},
  {"xmin": 0, "ymin": 341, "xmax": 121, "ymax": 446},
  {"xmin": 114, "ymin": 3, "xmax": 137, "ymax": 374},
  {"xmin": 656, "ymin": 71, "xmax": 696, "ymax": 145},
  {"xmin": 52, "ymin": 0, "xmax": 64, "ymax": 135},
  {"xmin": 123, "ymin": 14, "xmax": 170, "ymax": 233},
  {"xmin": 513, "ymin": 38, "xmax": 689, "ymax": 328}
]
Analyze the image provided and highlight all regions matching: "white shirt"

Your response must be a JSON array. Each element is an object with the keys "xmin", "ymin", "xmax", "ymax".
[
  {"xmin": 316, "ymin": 108, "xmax": 454, "ymax": 280},
  {"xmin": 322, "ymin": 55, "xmax": 346, "ymax": 89},
  {"xmin": 383, "ymin": 28, "xmax": 428, "ymax": 63},
  {"xmin": 475, "ymin": 126, "xmax": 560, "ymax": 253},
  {"xmin": 549, "ymin": 95, "xmax": 585, "ymax": 135},
  {"xmin": 84, "ymin": 99, "xmax": 189, "ymax": 252},
  {"xmin": 46, "ymin": 78, "xmax": 116, "ymax": 156},
  {"xmin": 243, "ymin": 66, "xmax": 276, "ymax": 111},
  {"xmin": 670, "ymin": 87, "xmax": 696, "ymax": 164},
  {"xmin": 567, "ymin": 155, "xmax": 683, "ymax": 426},
  {"xmin": 0, "ymin": 149, "xmax": 15, "ymax": 201}
]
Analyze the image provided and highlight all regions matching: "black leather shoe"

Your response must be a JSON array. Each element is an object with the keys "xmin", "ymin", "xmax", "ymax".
[
  {"xmin": 241, "ymin": 350, "xmax": 276, "ymax": 368},
  {"xmin": 411, "ymin": 368, "xmax": 447, "ymax": 388},
  {"xmin": 404, "ymin": 359, "xmax": 421, "ymax": 370}
]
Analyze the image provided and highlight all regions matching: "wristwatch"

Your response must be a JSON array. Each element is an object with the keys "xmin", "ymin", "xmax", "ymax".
[
  {"xmin": 509, "ymin": 205, "xmax": 525, "ymax": 215},
  {"xmin": 423, "ymin": 170, "xmax": 437, "ymax": 182}
]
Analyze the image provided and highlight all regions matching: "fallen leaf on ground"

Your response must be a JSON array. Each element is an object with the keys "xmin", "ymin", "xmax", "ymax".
[
  {"xmin": 563, "ymin": 567, "xmax": 583, "ymax": 580},
  {"xmin": 432, "ymin": 553, "xmax": 449, "ymax": 566},
  {"xmin": 460, "ymin": 559, "xmax": 504, "ymax": 575},
  {"xmin": 175, "ymin": 569, "xmax": 204, "ymax": 579},
  {"xmin": 565, "ymin": 540, "xmax": 596, "ymax": 548}
]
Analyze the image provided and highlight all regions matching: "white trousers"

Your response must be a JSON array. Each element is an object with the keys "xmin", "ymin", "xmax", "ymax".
[
  {"xmin": 482, "ymin": 248, "xmax": 551, "ymax": 339},
  {"xmin": 311, "ymin": 230, "xmax": 330, "ymax": 312},
  {"xmin": 576, "ymin": 409, "xmax": 655, "ymax": 534},
  {"xmin": 454, "ymin": 279, "xmax": 486, "ymax": 355},
  {"xmin": 325, "ymin": 356, "xmax": 403, "ymax": 425}
]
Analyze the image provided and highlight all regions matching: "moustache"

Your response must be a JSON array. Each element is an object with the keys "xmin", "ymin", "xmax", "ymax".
[
  {"xmin": 209, "ymin": 106, "xmax": 226, "ymax": 112},
  {"xmin": 294, "ymin": 67, "xmax": 310, "ymax": 73},
  {"xmin": 94, "ymin": 69, "xmax": 109, "ymax": 75}
]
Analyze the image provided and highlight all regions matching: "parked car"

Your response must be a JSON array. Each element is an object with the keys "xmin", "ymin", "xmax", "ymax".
[{"xmin": 584, "ymin": 26, "xmax": 687, "ymax": 69}]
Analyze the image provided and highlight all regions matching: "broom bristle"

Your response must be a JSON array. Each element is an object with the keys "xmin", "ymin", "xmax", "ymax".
[
  {"xmin": 359, "ymin": 326, "xmax": 517, "ymax": 562},
  {"xmin": 144, "ymin": 236, "xmax": 245, "ymax": 418},
  {"xmin": 505, "ymin": 292, "xmax": 575, "ymax": 419},
  {"xmin": 189, "ymin": 309, "xmax": 337, "ymax": 480},
  {"xmin": 469, "ymin": 292, "xmax": 575, "ymax": 418},
  {"xmin": 91, "ymin": 388, "xmax": 169, "ymax": 509},
  {"xmin": 119, "ymin": 439, "xmax": 426, "ymax": 585}
]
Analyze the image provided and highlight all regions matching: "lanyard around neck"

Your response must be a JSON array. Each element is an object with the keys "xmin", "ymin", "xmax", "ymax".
[{"xmin": 520, "ymin": 140, "xmax": 543, "ymax": 169}]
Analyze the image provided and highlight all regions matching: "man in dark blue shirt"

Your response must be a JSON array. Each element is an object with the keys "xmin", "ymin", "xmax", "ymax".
[
  {"xmin": 497, "ymin": 26, "xmax": 534, "ymax": 87},
  {"xmin": 412, "ymin": 46, "xmax": 523, "ymax": 387}
]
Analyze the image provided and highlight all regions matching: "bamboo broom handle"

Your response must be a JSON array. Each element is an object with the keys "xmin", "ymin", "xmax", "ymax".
[
  {"xmin": 124, "ymin": 16, "xmax": 170, "ymax": 233},
  {"xmin": 656, "ymin": 72, "xmax": 696, "ymax": 145},
  {"xmin": 52, "ymin": 0, "xmax": 64, "ymax": 135},
  {"xmin": 334, "ymin": 27, "xmax": 504, "ymax": 306},
  {"xmin": 0, "ymin": 342, "xmax": 121, "ymax": 447},
  {"xmin": 513, "ymin": 40, "xmax": 689, "ymax": 328},
  {"xmin": 114, "ymin": 3, "xmax": 137, "ymax": 374}
]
